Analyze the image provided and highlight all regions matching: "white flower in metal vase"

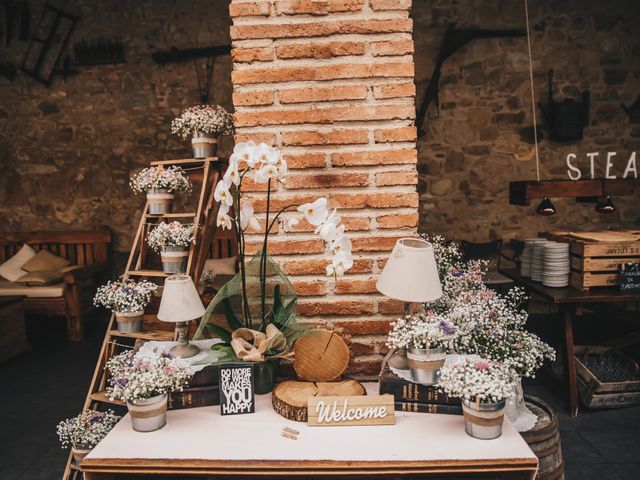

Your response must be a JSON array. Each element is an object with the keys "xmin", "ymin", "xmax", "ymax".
[
  {"xmin": 298, "ymin": 198, "xmax": 328, "ymax": 226},
  {"xmin": 230, "ymin": 140, "xmax": 258, "ymax": 167},
  {"xmin": 214, "ymin": 180, "xmax": 234, "ymax": 208},
  {"xmin": 240, "ymin": 202, "xmax": 261, "ymax": 232}
]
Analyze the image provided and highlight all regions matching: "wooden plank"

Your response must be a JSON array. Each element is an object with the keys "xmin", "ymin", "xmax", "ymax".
[
  {"xmin": 509, "ymin": 179, "xmax": 640, "ymax": 205},
  {"xmin": 150, "ymin": 157, "xmax": 218, "ymax": 166},
  {"xmin": 571, "ymin": 271, "xmax": 618, "ymax": 289},
  {"xmin": 109, "ymin": 330, "xmax": 174, "ymax": 341},
  {"xmin": 0, "ymin": 228, "xmax": 111, "ymax": 245},
  {"xmin": 571, "ymin": 242, "xmax": 640, "ymax": 257},
  {"xmin": 126, "ymin": 269, "xmax": 168, "ymax": 277},
  {"xmin": 145, "ymin": 212, "xmax": 197, "ymax": 218},
  {"xmin": 307, "ymin": 395, "xmax": 395, "ymax": 427},
  {"xmin": 90, "ymin": 390, "xmax": 125, "ymax": 406},
  {"xmin": 571, "ymin": 256, "xmax": 640, "ymax": 272}
]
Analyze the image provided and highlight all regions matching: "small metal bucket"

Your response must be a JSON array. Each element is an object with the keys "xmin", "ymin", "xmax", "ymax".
[
  {"xmin": 127, "ymin": 393, "xmax": 168, "ymax": 432},
  {"xmin": 146, "ymin": 189, "xmax": 174, "ymax": 215},
  {"xmin": 115, "ymin": 311, "xmax": 144, "ymax": 334},
  {"xmin": 161, "ymin": 246, "xmax": 188, "ymax": 274},
  {"xmin": 191, "ymin": 133, "xmax": 218, "ymax": 159},
  {"xmin": 71, "ymin": 444, "xmax": 91, "ymax": 465},
  {"xmin": 462, "ymin": 398, "xmax": 506, "ymax": 440},
  {"xmin": 407, "ymin": 347, "xmax": 445, "ymax": 385}
]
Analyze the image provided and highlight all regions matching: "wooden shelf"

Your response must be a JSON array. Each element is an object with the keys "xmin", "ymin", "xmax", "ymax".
[
  {"xmin": 150, "ymin": 157, "xmax": 219, "ymax": 166},
  {"xmin": 126, "ymin": 269, "xmax": 168, "ymax": 277},
  {"xmin": 509, "ymin": 178, "xmax": 639, "ymax": 205},
  {"xmin": 90, "ymin": 390, "xmax": 125, "ymax": 406},
  {"xmin": 145, "ymin": 212, "xmax": 197, "ymax": 218},
  {"xmin": 109, "ymin": 330, "xmax": 174, "ymax": 341}
]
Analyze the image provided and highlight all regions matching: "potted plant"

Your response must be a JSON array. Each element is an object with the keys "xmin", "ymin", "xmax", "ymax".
[
  {"xmin": 56, "ymin": 409, "xmax": 120, "ymax": 464},
  {"xmin": 438, "ymin": 358, "xmax": 515, "ymax": 440},
  {"xmin": 94, "ymin": 277, "xmax": 158, "ymax": 333},
  {"xmin": 147, "ymin": 221, "xmax": 196, "ymax": 274},
  {"xmin": 387, "ymin": 313, "xmax": 457, "ymax": 385},
  {"xmin": 106, "ymin": 349, "xmax": 191, "ymax": 432},
  {"xmin": 171, "ymin": 104, "xmax": 234, "ymax": 158},
  {"xmin": 193, "ymin": 141, "xmax": 354, "ymax": 394},
  {"xmin": 130, "ymin": 165, "xmax": 192, "ymax": 215}
]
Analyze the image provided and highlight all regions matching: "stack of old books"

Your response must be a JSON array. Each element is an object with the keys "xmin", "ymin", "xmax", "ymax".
[{"xmin": 379, "ymin": 359, "xmax": 462, "ymax": 415}]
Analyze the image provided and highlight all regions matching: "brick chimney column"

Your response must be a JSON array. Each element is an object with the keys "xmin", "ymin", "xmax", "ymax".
[{"xmin": 229, "ymin": 0, "xmax": 418, "ymax": 376}]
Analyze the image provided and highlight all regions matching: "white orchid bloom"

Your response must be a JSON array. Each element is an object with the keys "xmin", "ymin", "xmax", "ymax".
[
  {"xmin": 230, "ymin": 141, "xmax": 257, "ymax": 167},
  {"xmin": 216, "ymin": 211, "xmax": 233, "ymax": 230},
  {"xmin": 318, "ymin": 222, "xmax": 344, "ymax": 243},
  {"xmin": 214, "ymin": 180, "xmax": 234, "ymax": 207},
  {"xmin": 240, "ymin": 202, "xmax": 261, "ymax": 232},
  {"xmin": 223, "ymin": 161, "xmax": 240, "ymax": 187},
  {"xmin": 315, "ymin": 208, "xmax": 340, "ymax": 234},
  {"xmin": 254, "ymin": 143, "xmax": 280, "ymax": 165},
  {"xmin": 297, "ymin": 197, "xmax": 328, "ymax": 226},
  {"xmin": 331, "ymin": 235, "xmax": 352, "ymax": 256},
  {"xmin": 326, "ymin": 251, "xmax": 354, "ymax": 277},
  {"xmin": 253, "ymin": 164, "xmax": 279, "ymax": 184},
  {"xmin": 288, "ymin": 217, "xmax": 300, "ymax": 228},
  {"xmin": 279, "ymin": 157, "xmax": 288, "ymax": 177}
]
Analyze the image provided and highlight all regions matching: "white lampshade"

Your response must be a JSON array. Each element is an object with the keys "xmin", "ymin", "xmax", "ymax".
[
  {"xmin": 157, "ymin": 275, "xmax": 205, "ymax": 323},
  {"xmin": 376, "ymin": 238, "xmax": 443, "ymax": 303}
]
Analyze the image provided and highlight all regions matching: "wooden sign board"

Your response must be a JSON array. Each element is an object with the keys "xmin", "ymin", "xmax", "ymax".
[
  {"xmin": 307, "ymin": 395, "xmax": 395, "ymax": 427},
  {"xmin": 218, "ymin": 364, "xmax": 255, "ymax": 416},
  {"xmin": 620, "ymin": 263, "xmax": 640, "ymax": 292}
]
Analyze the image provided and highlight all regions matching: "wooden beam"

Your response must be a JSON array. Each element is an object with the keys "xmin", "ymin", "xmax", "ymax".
[{"xmin": 509, "ymin": 179, "xmax": 640, "ymax": 205}]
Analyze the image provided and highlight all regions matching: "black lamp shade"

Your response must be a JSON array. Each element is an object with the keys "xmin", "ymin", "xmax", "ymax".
[
  {"xmin": 536, "ymin": 197, "xmax": 556, "ymax": 216},
  {"xmin": 595, "ymin": 196, "xmax": 615, "ymax": 214}
]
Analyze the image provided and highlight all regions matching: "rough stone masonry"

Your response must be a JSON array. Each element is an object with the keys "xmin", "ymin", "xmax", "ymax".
[{"xmin": 229, "ymin": 0, "xmax": 419, "ymax": 376}]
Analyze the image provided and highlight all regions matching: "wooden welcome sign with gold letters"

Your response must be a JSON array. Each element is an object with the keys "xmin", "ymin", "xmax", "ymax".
[{"xmin": 307, "ymin": 395, "xmax": 395, "ymax": 427}]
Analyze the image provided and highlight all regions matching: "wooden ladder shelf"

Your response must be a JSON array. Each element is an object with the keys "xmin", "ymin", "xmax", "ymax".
[{"xmin": 61, "ymin": 157, "xmax": 227, "ymax": 480}]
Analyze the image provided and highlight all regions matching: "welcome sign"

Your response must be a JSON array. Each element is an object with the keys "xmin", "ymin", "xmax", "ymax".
[
  {"xmin": 219, "ymin": 364, "xmax": 255, "ymax": 416},
  {"xmin": 307, "ymin": 395, "xmax": 395, "ymax": 427}
]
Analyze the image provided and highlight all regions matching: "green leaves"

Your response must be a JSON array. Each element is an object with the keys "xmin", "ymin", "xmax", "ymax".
[
  {"xmin": 222, "ymin": 296, "xmax": 242, "ymax": 331},
  {"xmin": 204, "ymin": 323, "xmax": 232, "ymax": 343}
]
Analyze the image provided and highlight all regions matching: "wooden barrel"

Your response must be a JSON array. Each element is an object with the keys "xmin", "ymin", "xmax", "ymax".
[{"xmin": 521, "ymin": 395, "xmax": 565, "ymax": 480}]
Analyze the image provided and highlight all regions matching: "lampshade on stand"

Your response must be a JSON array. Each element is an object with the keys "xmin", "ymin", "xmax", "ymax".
[
  {"xmin": 157, "ymin": 275, "xmax": 205, "ymax": 358},
  {"xmin": 376, "ymin": 238, "xmax": 443, "ymax": 314}
]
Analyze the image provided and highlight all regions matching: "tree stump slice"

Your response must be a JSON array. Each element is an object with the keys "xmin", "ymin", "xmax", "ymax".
[
  {"xmin": 272, "ymin": 379, "xmax": 366, "ymax": 422},
  {"xmin": 293, "ymin": 329, "xmax": 350, "ymax": 382}
]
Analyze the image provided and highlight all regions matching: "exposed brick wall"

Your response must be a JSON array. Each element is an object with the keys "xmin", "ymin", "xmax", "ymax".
[{"xmin": 229, "ymin": 0, "xmax": 418, "ymax": 376}]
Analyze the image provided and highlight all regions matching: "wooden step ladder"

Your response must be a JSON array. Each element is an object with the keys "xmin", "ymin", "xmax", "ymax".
[{"xmin": 62, "ymin": 157, "xmax": 227, "ymax": 480}]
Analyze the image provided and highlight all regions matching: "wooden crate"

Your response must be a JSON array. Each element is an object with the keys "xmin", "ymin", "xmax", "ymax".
[{"xmin": 575, "ymin": 346, "xmax": 640, "ymax": 409}]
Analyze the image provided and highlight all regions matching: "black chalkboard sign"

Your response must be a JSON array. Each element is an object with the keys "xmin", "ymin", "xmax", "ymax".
[
  {"xmin": 619, "ymin": 263, "xmax": 640, "ymax": 293},
  {"xmin": 219, "ymin": 364, "xmax": 255, "ymax": 416}
]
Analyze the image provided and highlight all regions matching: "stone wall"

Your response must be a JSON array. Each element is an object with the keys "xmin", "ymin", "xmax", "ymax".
[
  {"xmin": 229, "ymin": 0, "xmax": 419, "ymax": 376},
  {"xmin": 413, "ymin": 0, "xmax": 640, "ymax": 241},
  {"xmin": 0, "ymin": 0, "xmax": 234, "ymax": 251}
]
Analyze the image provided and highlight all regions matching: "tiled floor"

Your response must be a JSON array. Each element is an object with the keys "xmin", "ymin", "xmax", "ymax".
[{"xmin": 1, "ymin": 313, "xmax": 639, "ymax": 480}]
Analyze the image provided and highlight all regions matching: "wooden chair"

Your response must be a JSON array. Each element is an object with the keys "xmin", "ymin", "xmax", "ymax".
[{"xmin": 0, "ymin": 227, "xmax": 112, "ymax": 341}]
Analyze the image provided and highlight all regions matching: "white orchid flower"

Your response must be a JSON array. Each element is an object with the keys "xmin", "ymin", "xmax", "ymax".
[
  {"xmin": 288, "ymin": 217, "xmax": 300, "ymax": 227},
  {"xmin": 254, "ymin": 143, "xmax": 280, "ymax": 165},
  {"xmin": 240, "ymin": 202, "xmax": 261, "ymax": 232},
  {"xmin": 230, "ymin": 141, "xmax": 257, "ymax": 167},
  {"xmin": 326, "ymin": 251, "xmax": 354, "ymax": 277},
  {"xmin": 253, "ymin": 164, "xmax": 279, "ymax": 184},
  {"xmin": 315, "ymin": 209, "xmax": 340, "ymax": 234},
  {"xmin": 223, "ymin": 161, "xmax": 240, "ymax": 187},
  {"xmin": 279, "ymin": 157, "xmax": 288, "ymax": 177},
  {"xmin": 214, "ymin": 180, "xmax": 234, "ymax": 207},
  {"xmin": 216, "ymin": 211, "xmax": 233, "ymax": 230},
  {"xmin": 297, "ymin": 197, "xmax": 328, "ymax": 226},
  {"xmin": 318, "ymin": 222, "xmax": 345, "ymax": 243},
  {"xmin": 331, "ymin": 235, "xmax": 352, "ymax": 255}
]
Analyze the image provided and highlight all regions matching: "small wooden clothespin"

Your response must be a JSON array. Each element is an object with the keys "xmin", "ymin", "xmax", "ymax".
[{"xmin": 281, "ymin": 426, "xmax": 300, "ymax": 440}]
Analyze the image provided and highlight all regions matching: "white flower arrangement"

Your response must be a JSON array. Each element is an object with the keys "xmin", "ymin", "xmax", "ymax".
[
  {"xmin": 170, "ymin": 104, "xmax": 234, "ymax": 138},
  {"xmin": 93, "ymin": 277, "xmax": 157, "ymax": 314},
  {"xmin": 106, "ymin": 349, "xmax": 192, "ymax": 403},
  {"xmin": 146, "ymin": 221, "xmax": 196, "ymax": 253},
  {"xmin": 438, "ymin": 358, "xmax": 515, "ymax": 403},
  {"xmin": 56, "ymin": 410, "xmax": 121, "ymax": 449},
  {"xmin": 130, "ymin": 166, "xmax": 192, "ymax": 194},
  {"xmin": 387, "ymin": 313, "xmax": 458, "ymax": 350}
]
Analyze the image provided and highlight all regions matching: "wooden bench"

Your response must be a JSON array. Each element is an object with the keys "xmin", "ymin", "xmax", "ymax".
[{"xmin": 0, "ymin": 228, "xmax": 112, "ymax": 341}]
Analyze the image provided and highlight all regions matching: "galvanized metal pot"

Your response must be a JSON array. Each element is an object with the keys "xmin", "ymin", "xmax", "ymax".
[
  {"xmin": 115, "ymin": 311, "xmax": 144, "ymax": 334},
  {"xmin": 146, "ymin": 189, "xmax": 174, "ymax": 215},
  {"xmin": 71, "ymin": 444, "xmax": 91, "ymax": 464},
  {"xmin": 127, "ymin": 393, "xmax": 168, "ymax": 432},
  {"xmin": 462, "ymin": 398, "xmax": 506, "ymax": 440},
  {"xmin": 161, "ymin": 246, "xmax": 188, "ymax": 274},
  {"xmin": 407, "ymin": 347, "xmax": 446, "ymax": 385},
  {"xmin": 191, "ymin": 132, "xmax": 218, "ymax": 159}
]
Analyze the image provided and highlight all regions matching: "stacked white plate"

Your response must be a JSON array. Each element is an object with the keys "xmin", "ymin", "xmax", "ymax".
[
  {"xmin": 542, "ymin": 242, "xmax": 570, "ymax": 287},
  {"xmin": 530, "ymin": 241, "xmax": 550, "ymax": 282},
  {"xmin": 521, "ymin": 238, "xmax": 546, "ymax": 278}
]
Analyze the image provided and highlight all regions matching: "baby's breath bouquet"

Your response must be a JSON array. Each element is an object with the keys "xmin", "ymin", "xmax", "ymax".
[
  {"xmin": 146, "ymin": 221, "xmax": 196, "ymax": 253},
  {"xmin": 439, "ymin": 359, "xmax": 515, "ymax": 403},
  {"xmin": 387, "ymin": 313, "xmax": 458, "ymax": 351},
  {"xmin": 106, "ymin": 350, "xmax": 191, "ymax": 403},
  {"xmin": 56, "ymin": 410, "xmax": 120, "ymax": 449},
  {"xmin": 171, "ymin": 104, "xmax": 234, "ymax": 138},
  {"xmin": 93, "ymin": 277, "xmax": 157, "ymax": 314},
  {"xmin": 130, "ymin": 166, "xmax": 192, "ymax": 194}
]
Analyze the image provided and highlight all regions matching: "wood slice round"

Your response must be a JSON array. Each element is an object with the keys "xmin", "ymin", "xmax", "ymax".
[
  {"xmin": 293, "ymin": 329, "xmax": 350, "ymax": 382},
  {"xmin": 272, "ymin": 379, "xmax": 366, "ymax": 422}
]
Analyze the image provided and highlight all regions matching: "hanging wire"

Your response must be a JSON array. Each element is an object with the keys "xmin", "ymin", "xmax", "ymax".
[{"xmin": 524, "ymin": 0, "xmax": 541, "ymax": 182}]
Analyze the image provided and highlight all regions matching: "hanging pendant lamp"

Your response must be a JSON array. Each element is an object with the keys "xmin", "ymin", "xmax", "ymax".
[
  {"xmin": 536, "ymin": 197, "xmax": 556, "ymax": 216},
  {"xmin": 595, "ymin": 196, "xmax": 615, "ymax": 214}
]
